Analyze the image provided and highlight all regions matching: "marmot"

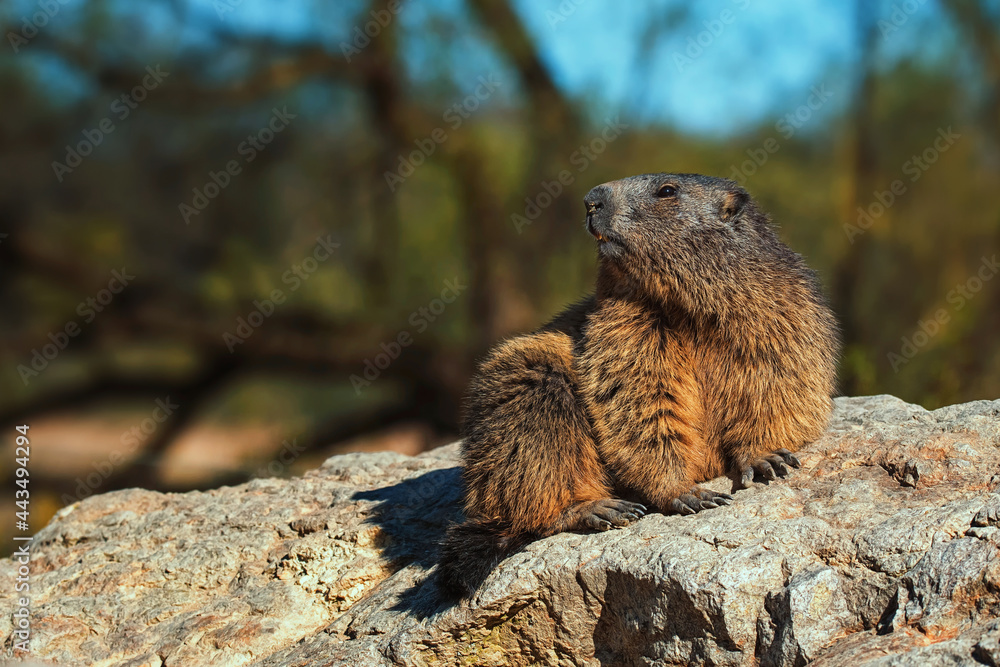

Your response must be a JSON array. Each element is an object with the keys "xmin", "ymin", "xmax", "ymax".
[{"xmin": 439, "ymin": 173, "xmax": 839, "ymax": 597}]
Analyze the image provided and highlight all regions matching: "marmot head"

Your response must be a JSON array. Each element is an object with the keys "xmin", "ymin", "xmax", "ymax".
[
  {"xmin": 584, "ymin": 173, "xmax": 761, "ymax": 260},
  {"xmin": 584, "ymin": 173, "xmax": 776, "ymax": 301}
]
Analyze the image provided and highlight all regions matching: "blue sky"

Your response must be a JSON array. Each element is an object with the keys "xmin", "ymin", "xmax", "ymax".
[{"xmin": 514, "ymin": 0, "xmax": 856, "ymax": 133}]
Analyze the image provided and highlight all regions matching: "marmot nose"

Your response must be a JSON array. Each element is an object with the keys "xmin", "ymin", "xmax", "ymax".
[{"xmin": 584, "ymin": 184, "xmax": 611, "ymax": 215}]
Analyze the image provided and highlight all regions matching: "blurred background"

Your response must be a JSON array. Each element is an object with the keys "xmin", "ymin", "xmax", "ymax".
[{"xmin": 1, "ymin": 0, "xmax": 998, "ymax": 547}]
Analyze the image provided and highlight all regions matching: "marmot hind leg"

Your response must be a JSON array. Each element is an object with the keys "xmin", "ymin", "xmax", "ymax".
[
  {"xmin": 460, "ymin": 332, "xmax": 639, "ymax": 537},
  {"xmin": 441, "ymin": 332, "xmax": 644, "ymax": 597}
]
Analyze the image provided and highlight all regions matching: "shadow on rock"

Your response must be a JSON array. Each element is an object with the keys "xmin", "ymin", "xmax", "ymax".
[{"xmin": 352, "ymin": 467, "xmax": 465, "ymax": 615}]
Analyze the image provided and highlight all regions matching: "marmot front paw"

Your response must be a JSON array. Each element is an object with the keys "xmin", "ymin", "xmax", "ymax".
[
  {"xmin": 565, "ymin": 498, "xmax": 647, "ymax": 532},
  {"xmin": 665, "ymin": 486, "xmax": 734, "ymax": 515},
  {"xmin": 737, "ymin": 448, "xmax": 801, "ymax": 488}
]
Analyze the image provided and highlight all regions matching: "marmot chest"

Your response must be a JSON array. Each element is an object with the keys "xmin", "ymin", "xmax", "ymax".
[{"xmin": 577, "ymin": 303, "xmax": 704, "ymax": 445}]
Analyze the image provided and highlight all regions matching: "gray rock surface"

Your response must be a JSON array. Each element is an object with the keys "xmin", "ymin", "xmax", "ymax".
[{"xmin": 2, "ymin": 395, "xmax": 999, "ymax": 666}]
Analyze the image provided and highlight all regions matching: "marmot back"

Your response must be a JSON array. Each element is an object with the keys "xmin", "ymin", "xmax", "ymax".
[{"xmin": 439, "ymin": 173, "xmax": 840, "ymax": 598}]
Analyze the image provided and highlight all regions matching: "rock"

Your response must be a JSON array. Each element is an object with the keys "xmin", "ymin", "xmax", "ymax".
[{"xmin": 2, "ymin": 395, "xmax": 999, "ymax": 666}]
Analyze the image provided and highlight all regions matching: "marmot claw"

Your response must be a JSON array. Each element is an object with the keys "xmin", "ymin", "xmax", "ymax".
[
  {"xmin": 739, "ymin": 448, "xmax": 802, "ymax": 488},
  {"xmin": 579, "ymin": 498, "xmax": 647, "ymax": 531},
  {"xmin": 668, "ymin": 486, "xmax": 733, "ymax": 515}
]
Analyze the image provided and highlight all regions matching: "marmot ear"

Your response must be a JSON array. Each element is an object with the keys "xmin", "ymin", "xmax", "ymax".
[{"xmin": 720, "ymin": 190, "xmax": 749, "ymax": 222}]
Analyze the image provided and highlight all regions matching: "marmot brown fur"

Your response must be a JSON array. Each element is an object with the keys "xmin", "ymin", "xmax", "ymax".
[{"xmin": 439, "ymin": 173, "xmax": 840, "ymax": 597}]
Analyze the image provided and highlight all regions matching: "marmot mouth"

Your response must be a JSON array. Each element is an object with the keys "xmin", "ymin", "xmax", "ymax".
[{"xmin": 586, "ymin": 217, "xmax": 605, "ymax": 242}]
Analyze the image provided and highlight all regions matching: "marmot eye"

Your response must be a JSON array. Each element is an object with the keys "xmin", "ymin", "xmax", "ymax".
[{"xmin": 656, "ymin": 184, "xmax": 677, "ymax": 198}]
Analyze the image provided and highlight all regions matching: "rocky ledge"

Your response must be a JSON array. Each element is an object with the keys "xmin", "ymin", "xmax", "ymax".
[{"xmin": 2, "ymin": 395, "xmax": 1000, "ymax": 666}]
